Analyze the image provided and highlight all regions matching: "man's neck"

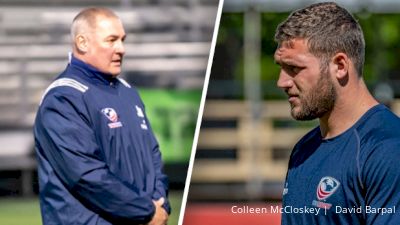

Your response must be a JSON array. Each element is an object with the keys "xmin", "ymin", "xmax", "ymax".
[{"xmin": 319, "ymin": 79, "xmax": 378, "ymax": 139}]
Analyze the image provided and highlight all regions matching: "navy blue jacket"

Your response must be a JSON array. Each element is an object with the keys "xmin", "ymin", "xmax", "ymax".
[
  {"xmin": 282, "ymin": 104, "xmax": 400, "ymax": 224},
  {"xmin": 34, "ymin": 56, "xmax": 170, "ymax": 225}
]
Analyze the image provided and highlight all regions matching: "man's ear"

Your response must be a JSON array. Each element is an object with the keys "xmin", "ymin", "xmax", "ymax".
[
  {"xmin": 75, "ymin": 34, "xmax": 88, "ymax": 53},
  {"xmin": 332, "ymin": 53, "xmax": 349, "ymax": 80}
]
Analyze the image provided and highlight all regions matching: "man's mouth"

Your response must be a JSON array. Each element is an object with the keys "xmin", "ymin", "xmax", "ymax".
[
  {"xmin": 112, "ymin": 59, "xmax": 122, "ymax": 65},
  {"xmin": 287, "ymin": 93, "xmax": 299, "ymax": 103}
]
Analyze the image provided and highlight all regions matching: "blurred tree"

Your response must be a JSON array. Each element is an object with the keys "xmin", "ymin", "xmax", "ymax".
[{"xmin": 210, "ymin": 12, "xmax": 400, "ymax": 99}]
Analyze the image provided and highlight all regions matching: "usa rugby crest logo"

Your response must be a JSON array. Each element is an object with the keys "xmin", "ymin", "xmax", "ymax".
[
  {"xmin": 317, "ymin": 176, "xmax": 340, "ymax": 200},
  {"xmin": 102, "ymin": 108, "xmax": 119, "ymax": 122},
  {"xmin": 101, "ymin": 108, "xmax": 122, "ymax": 128}
]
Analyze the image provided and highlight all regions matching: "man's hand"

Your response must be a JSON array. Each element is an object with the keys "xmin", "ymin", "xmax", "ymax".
[{"xmin": 147, "ymin": 197, "xmax": 168, "ymax": 225}]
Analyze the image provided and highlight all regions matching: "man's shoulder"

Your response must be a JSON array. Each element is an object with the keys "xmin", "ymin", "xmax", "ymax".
[
  {"xmin": 357, "ymin": 105, "xmax": 400, "ymax": 145},
  {"xmin": 354, "ymin": 105, "xmax": 400, "ymax": 166},
  {"xmin": 358, "ymin": 107, "xmax": 400, "ymax": 187},
  {"xmin": 116, "ymin": 78, "xmax": 145, "ymax": 104},
  {"xmin": 47, "ymin": 77, "xmax": 89, "ymax": 94},
  {"xmin": 40, "ymin": 75, "xmax": 89, "ymax": 105}
]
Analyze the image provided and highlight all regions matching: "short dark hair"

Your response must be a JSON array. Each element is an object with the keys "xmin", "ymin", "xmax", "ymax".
[{"xmin": 274, "ymin": 2, "xmax": 365, "ymax": 76}]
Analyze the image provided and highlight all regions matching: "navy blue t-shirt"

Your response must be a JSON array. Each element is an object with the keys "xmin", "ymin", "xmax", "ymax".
[{"xmin": 282, "ymin": 104, "xmax": 400, "ymax": 225}]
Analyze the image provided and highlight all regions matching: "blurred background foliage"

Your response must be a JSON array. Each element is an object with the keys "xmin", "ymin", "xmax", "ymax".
[
  {"xmin": 139, "ymin": 89, "xmax": 201, "ymax": 163},
  {"xmin": 209, "ymin": 12, "xmax": 400, "ymax": 99}
]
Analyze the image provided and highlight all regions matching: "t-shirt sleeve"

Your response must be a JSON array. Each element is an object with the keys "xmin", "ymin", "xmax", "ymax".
[{"xmin": 362, "ymin": 139, "xmax": 400, "ymax": 224}]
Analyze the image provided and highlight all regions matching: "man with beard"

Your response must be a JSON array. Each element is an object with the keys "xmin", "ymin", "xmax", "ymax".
[{"xmin": 274, "ymin": 2, "xmax": 400, "ymax": 224}]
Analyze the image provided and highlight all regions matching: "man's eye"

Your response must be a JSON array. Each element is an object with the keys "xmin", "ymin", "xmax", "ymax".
[{"xmin": 287, "ymin": 65, "xmax": 302, "ymax": 74}]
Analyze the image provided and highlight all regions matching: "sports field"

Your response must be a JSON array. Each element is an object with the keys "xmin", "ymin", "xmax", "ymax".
[{"xmin": 0, "ymin": 191, "xmax": 183, "ymax": 225}]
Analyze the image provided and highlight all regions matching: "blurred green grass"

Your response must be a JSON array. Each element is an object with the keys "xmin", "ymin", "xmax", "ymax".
[{"xmin": 0, "ymin": 191, "xmax": 183, "ymax": 225}]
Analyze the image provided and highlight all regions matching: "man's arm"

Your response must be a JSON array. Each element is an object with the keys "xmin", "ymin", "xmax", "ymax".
[
  {"xmin": 142, "ymin": 106, "xmax": 171, "ymax": 215},
  {"xmin": 150, "ymin": 142, "xmax": 171, "ymax": 214},
  {"xmin": 362, "ymin": 139, "xmax": 400, "ymax": 224},
  {"xmin": 35, "ymin": 90, "xmax": 155, "ymax": 224}
]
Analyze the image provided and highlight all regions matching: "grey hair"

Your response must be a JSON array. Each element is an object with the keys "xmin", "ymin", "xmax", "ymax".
[{"xmin": 71, "ymin": 7, "xmax": 119, "ymax": 41}]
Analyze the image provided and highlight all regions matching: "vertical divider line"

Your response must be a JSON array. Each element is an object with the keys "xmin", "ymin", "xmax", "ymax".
[{"xmin": 177, "ymin": 0, "xmax": 225, "ymax": 224}]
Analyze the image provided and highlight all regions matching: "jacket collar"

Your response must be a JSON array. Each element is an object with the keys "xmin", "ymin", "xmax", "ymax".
[{"xmin": 69, "ymin": 54, "xmax": 117, "ymax": 85}]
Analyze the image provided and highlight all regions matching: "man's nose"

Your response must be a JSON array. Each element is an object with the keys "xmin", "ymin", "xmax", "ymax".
[
  {"xmin": 277, "ymin": 70, "xmax": 293, "ymax": 90},
  {"xmin": 116, "ymin": 40, "xmax": 125, "ymax": 55}
]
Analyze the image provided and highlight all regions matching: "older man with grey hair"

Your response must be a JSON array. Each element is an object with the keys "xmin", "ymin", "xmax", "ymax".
[{"xmin": 34, "ymin": 7, "xmax": 169, "ymax": 225}]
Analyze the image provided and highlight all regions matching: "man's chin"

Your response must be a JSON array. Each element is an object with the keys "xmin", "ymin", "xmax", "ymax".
[
  {"xmin": 110, "ymin": 69, "xmax": 121, "ymax": 77},
  {"xmin": 291, "ymin": 107, "xmax": 317, "ymax": 121},
  {"xmin": 290, "ymin": 104, "xmax": 301, "ymax": 116}
]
